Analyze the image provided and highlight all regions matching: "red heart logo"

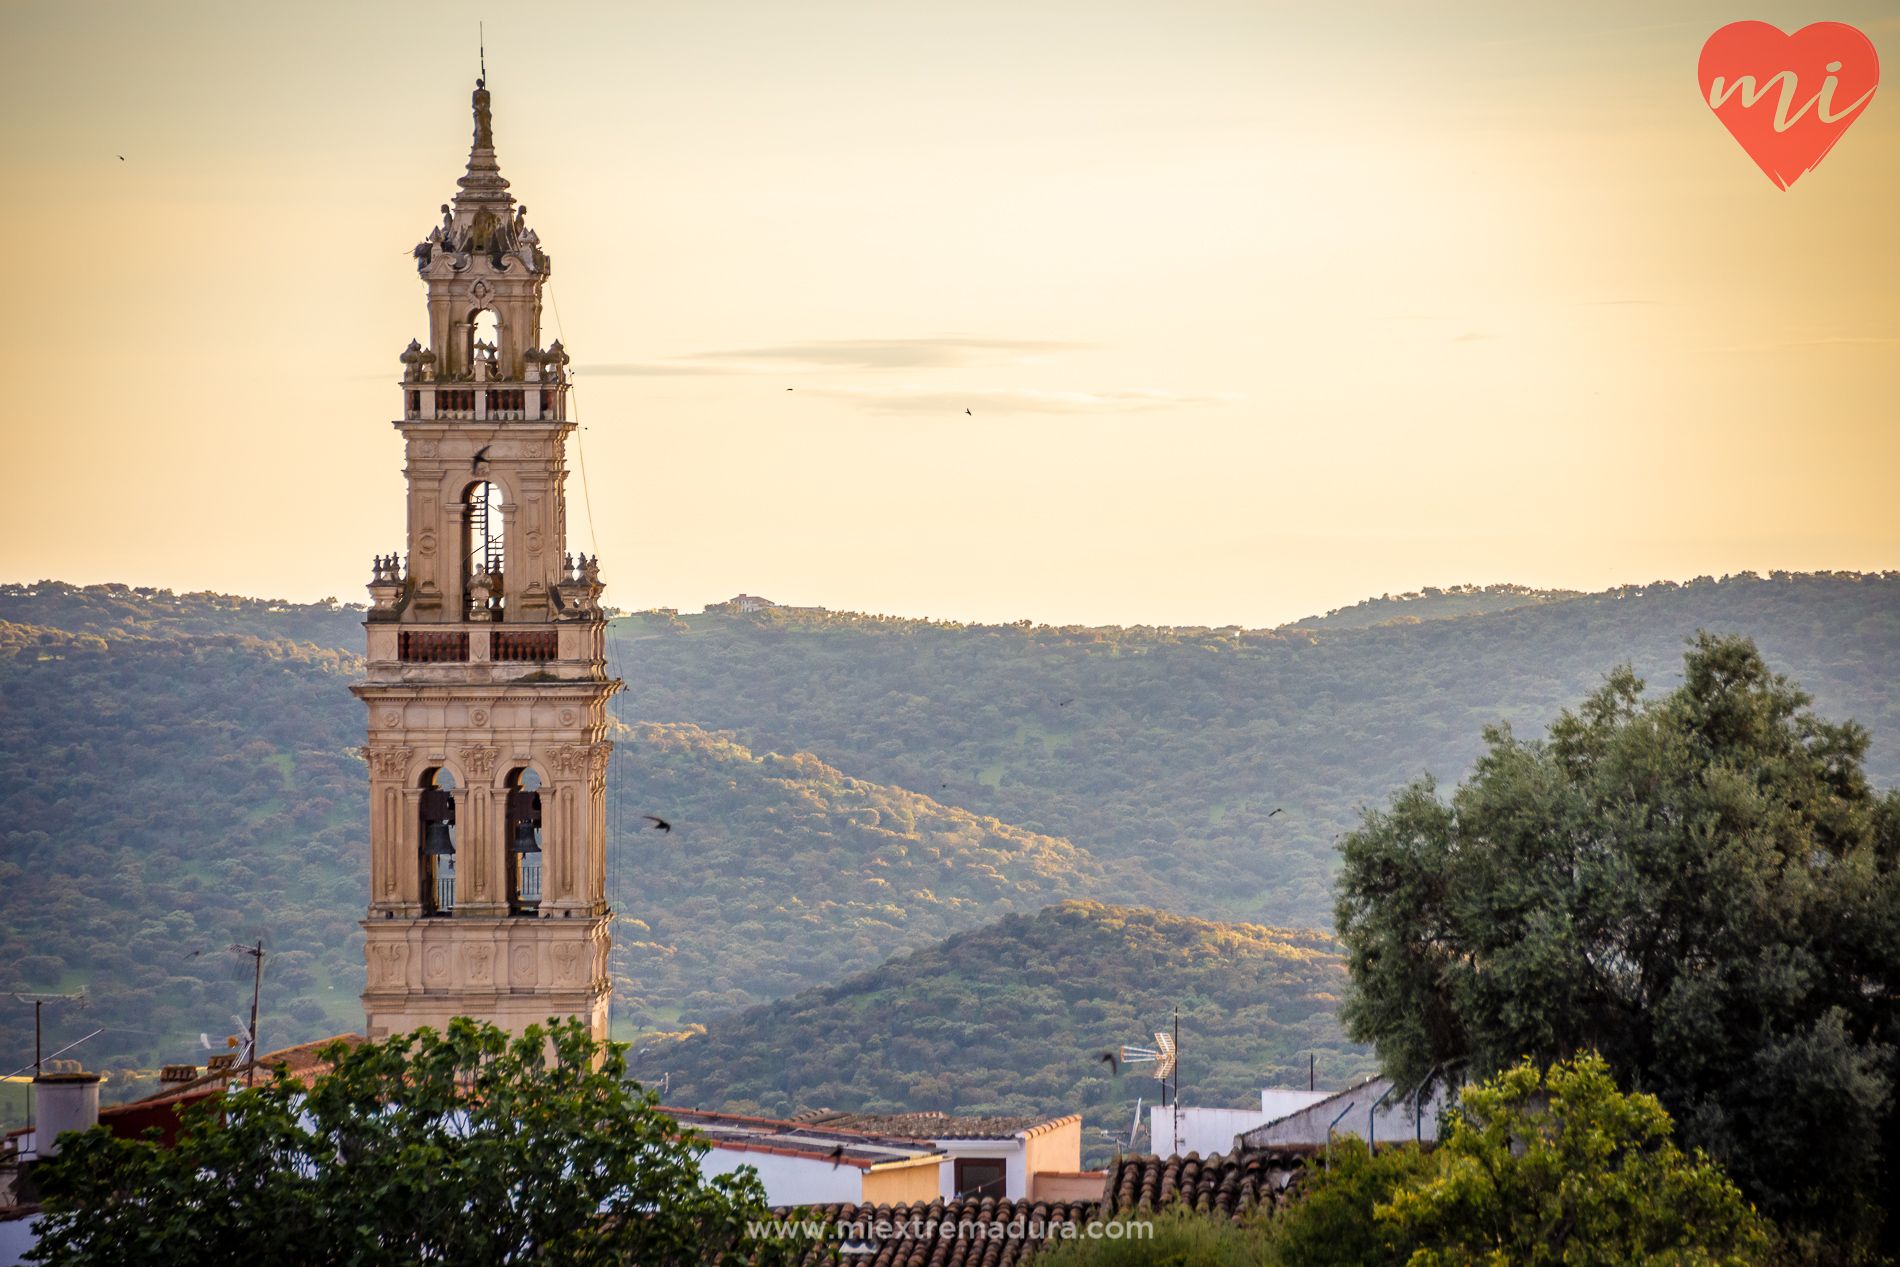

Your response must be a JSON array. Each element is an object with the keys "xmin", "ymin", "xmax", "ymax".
[{"xmin": 1698, "ymin": 21, "xmax": 1880, "ymax": 189}]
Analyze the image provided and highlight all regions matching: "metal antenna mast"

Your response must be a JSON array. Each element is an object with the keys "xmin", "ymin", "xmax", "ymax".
[
  {"xmin": 228, "ymin": 941, "xmax": 264, "ymax": 1086},
  {"xmin": 7, "ymin": 989, "xmax": 87, "ymax": 1078}
]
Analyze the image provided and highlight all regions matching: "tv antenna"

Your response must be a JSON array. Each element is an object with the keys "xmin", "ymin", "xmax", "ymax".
[
  {"xmin": 1117, "ymin": 1008, "xmax": 1181, "ymax": 1154},
  {"xmin": 228, "ymin": 939, "xmax": 265, "ymax": 1086},
  {"xmin": 480, "ymin": 23, "xmax": 486, "ymax": 81},
  {"xmin": 6, "ymin": 988, "xmax": 88, "ymax": 1078}
]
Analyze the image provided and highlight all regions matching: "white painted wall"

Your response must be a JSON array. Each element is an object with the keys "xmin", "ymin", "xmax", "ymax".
[
  {"xmin": 697, "ymin": 1146, "xmax": 864, "ymax": 1207},
  {"xmin": 1244, "ymin": 1079, "xmax": 1450, "ymax": 1149},
  {"xmin": 1261, "ymin": 1089, "xmax": 1332, "ymax": 1118},
  {"xmin": 931, "ymin": 1138, "xmax": 1025, "ymax": 1200},
  {"xmin": 1148, "ymin": 1106, "xmax": 1273, "ymax": 1158},
  {"xmin": 0, "ymin": 1214, "xmax": 40, "ymax": 1267}
]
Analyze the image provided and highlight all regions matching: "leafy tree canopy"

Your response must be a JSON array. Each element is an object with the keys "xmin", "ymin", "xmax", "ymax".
[
  {"xmin": 1379, "ymin": 1054, "xmax": 1767, "ymax": 1267},
  {"xmin": 1335, "ymin": 633, "xmax": 1900, "ymax": 1245},
  {"xmin": 28, "ymin": 1017, "xmax": 789, "ymax": 1267}
]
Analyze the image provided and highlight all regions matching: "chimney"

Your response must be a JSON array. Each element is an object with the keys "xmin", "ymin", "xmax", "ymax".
[
  {"xmin": 160, "ymin": 1064, "xmax": 200, "ymax": 1093},
  {"xmin": 33, "ymin": 1061, "xmax": 102, "ymax": 1156}
]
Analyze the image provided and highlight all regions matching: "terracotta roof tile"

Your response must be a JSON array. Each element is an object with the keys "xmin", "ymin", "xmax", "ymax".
[
  {"xmin": 1099, "ymin": 1148, "xmax": 1316, "ymax": 1221},
  {"xmin": 766, "ymin": 1195, "xmax": 1108, "ymax": 1267},
  {"xmin": 800, "ymin": 1111, "xmax": 1077, "ymax": 1141},
  {"xmin": 658, "ymin": 1107, "xmax": 942, "ymax": 1168}
]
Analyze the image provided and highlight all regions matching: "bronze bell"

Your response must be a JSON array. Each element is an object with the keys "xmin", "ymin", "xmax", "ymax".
[
  {"xmin": 510, "ymin": 819, "xmax": 540, "ymax": 854},
  {"xmin": 422, "ymin": 820, "xmax": 455, "ymax": 856}
]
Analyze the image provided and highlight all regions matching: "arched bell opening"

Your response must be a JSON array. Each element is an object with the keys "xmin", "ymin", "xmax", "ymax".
[
  {"xmin": 462, "ymin": 480, "xmax": 506, "ymax": 621},
  {"xmin": 470, "ymin": 308, "xmax": 500, "ymax": 379},
  {"xmin": 504, "ymin": 766, "xmax": 543, "ymax": 914},
  {"xmin": 419, "ymin": 768, "xmax": 457, "ymax": 916}
]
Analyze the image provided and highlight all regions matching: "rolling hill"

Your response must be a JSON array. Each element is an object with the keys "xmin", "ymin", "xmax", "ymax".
[
  {"xmin": 641, "ymin": 901, "xmax": 1377, "ymax": 1169},
  {"xmin": 2, "ymin": 570, "xmax": 1895, "ymax": 1117},
  {"xmin": 610, "ymin": 571, "xmax": 1900, "ymax": 929}
]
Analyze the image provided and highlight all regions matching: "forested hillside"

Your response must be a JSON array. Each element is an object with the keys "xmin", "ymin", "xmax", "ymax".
[
  {"xmin": 613, "ymin": 571, "xmax": 1900, "ymax": 928},
  {"xmin": 608, "ymin": 721, "xmax": 1160, "ymax": 1027},
  {"xmin": 0, "ymin": 621, "xmax": 370, "ymax": 1090},
  {"xmin": 0, "ymin": 581, "xmax": 367, "ymax": 649},
  {"xmin": 644, "ymin": 901, "xmax": 1377, "ymax": 1169},
  {"xmin": 4, "ymin": 571, "xmax": 1895, "ymax": 1118}
]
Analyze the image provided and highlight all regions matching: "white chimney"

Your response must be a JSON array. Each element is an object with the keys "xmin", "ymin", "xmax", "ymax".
[{"xmin": 33, "ymin": 1063, "xmax": 102, "ymax": 1155}]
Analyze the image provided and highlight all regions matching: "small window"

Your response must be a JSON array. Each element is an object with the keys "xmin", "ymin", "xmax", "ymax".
[{"xmin": 954, "ymin": 1158, "xmax": 1006, "ymax": 1199}]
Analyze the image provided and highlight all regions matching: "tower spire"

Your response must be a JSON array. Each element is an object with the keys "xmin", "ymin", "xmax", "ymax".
[{"xmin": 456, "ymin": 77, "xmax": 513, "ymax": 215}]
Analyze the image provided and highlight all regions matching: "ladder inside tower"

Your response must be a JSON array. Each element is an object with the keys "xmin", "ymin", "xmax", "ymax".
[{"xmin": 469, "ymin": 481, "xmax": 505, "ymax": 617}]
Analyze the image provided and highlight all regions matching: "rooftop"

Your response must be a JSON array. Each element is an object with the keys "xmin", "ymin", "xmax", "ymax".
[
  {"xmin": 793, "ymin": 1110, "xmax": 1080, "ymax": 1142},
  {"xmin": 658, "ymin": 1107, "xmax": 942, "ymax": 1171}
]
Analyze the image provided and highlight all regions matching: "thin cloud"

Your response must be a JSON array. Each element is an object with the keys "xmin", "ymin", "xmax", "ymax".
[
  {"xmin": 572, "ymin": 363, "xmax": 731, "ymax": 377},
  {"xmin": 581, "ymin": 336, "xmax": 1093, "ymax": 378},
  {"xmin": 808, "ymin": 385, "xmax": 1245, "ymax": 415},
  {"xmin": 1717, "ymin": 336, "xmax": 1900, "ymax": 351}
]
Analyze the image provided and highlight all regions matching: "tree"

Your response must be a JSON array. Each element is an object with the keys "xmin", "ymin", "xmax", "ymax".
[
  {"xmin": 28, "ymin": 1017, "xmax": 793, "ymax": 1266},
  {"xmin": 1378, "ymin": 1054, "xmax": 1766, "ymax": 1266},
  {"xmin": 1334, "ymin": 633, "xmax": 1900, "ymax": 1249},
  {"xmin": 1260, "ymin": 1137, "xmax": 1436, "ymax": 1267}
]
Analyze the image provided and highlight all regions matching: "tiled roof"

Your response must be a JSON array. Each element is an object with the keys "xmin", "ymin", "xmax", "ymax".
[
  {"xmin": 659, "ymin": 1107, "xmax": 942, "ymax": 1170},
  {"xmin": 1100, "ymin": 1149, "xmax": 1315, "ymax": 1220},
  {"xmin": 794, "ymin": 1111, "xmax": 1077, "ymax": 1141},
  {"xmin": 769, "ymin": 1195, "xmax": 1107, "ymax": 1267},
  {"xmin": 102, "ymin": 1033, "xmax": 367, "ymax": 1115}
]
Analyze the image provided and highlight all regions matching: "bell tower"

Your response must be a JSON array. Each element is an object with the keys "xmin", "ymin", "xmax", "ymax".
[{"xmin": 353, "ymin": 79, "xmax": 620, "ymax": 1044}]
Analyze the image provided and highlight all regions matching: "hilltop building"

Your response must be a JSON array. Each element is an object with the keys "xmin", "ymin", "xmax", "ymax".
[{"xmin": 352, "ymin": 79, "xmax": 620, "ymax": 1043}]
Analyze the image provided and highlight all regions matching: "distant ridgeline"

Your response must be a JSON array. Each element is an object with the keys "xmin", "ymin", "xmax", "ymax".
[
  {"xmin": 643, "ymin": 901, "xmax": 1376, "ymax": 1169},
  {"xmin": 1286, "ymin": 581, "xmax": 1585, "ymax": 629},
  {"xmin": 1, "ymin": 571, "xmax": 1895, "ymax": 1098},
  {"xmin": 615, "ymin": 570, "xmax": 1900, "ymax": 933},
  {"xmin": 0, "ymin": 581, "xmax": 367, "ymax": 649}
]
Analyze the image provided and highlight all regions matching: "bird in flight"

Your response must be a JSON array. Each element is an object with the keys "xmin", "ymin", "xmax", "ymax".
[
  {"xmin": 471, "ymin": 445, "xmax": 491, "ymax": 471},
  {"xmin": 965, "ymin": 408, "xmax": 972, "ymax": 415},
  {"xmin": 642, "ymin": 815, "xmax": 672, "ymax": 833},
  {"xmin": 118, "ymin": 155, "xmax": 125, "ymax": 161},
  {"xmin": 1057, "ymin": 698, "xmax": 1074, "ymax": 707},
  {"xmin": 828, "ymin": 1144, "xmax": 847, "ymax": 1168},
  {"xmin": 785, "ymin": 387, "xmax": 793, "ymax": 391},
  {"xmin": 1099, "ymin": 1051, "xmax": 1120, "ymax": 1076},
  {"xmin": 1266, "ymin": 807, "xmax": 1284, "ymax": 818}
]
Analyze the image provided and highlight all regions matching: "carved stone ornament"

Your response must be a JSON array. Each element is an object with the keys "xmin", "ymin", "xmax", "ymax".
[
  {"xmin": 425, "ymin": 946, "xmax": 450, "ymax": 982},
  {"xmin": 382, "ymin": 710, "xmax": 401, "ymax": 728},
  {"xmin": 418, "ymin": 441, "xmax": 439, "ymax": 458},
  {"xmin": 559, "ymin": 709, "xmax": 578, "ymax": 727},
  {"xmin": 460, "ymin": 746, "xmax": 499, "ymax": 777},
  {"xmin": 363, "ymin": 746, "xmax": 414, "ymax": 780},
  {"xmin": 469, "ymin": 708, "xmax": 489, "ymax": 727},
  {"xmin": 511, "ymin": 945, "xmax": 536, "ymax": 983},
  {"xmin": 418, "ymin": 532, "xmax": 438, "ymax": 557},
  {"xmin": 525, "ymin": 531, "xmax": 543, "ymax": 555},
  {"xmin": 466, "ymin": 943, "xmax": 494, "ymax": 984},
  {"xmin": 370, "ymin": 942, "xmax": 409, "ymax": 986},
  {"xmin": 553, "ymin": 940, "xmax": 584, "ymax": 983}
]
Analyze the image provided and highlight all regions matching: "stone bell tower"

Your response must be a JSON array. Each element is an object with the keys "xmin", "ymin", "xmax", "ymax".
[{"xmin": 353, "ymin": 79, "xmax": 620, "ymax": 1044}]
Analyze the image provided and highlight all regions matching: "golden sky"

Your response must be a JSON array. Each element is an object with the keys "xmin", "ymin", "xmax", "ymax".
[{"xmin": 2, "ymin": 1, "xmax": 1894, "ymax": 626}]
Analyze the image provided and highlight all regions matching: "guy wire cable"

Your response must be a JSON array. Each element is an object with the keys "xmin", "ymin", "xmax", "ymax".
[{"xmin": 547, "ymin": 279, "xmax": 624, "ymax": 1029}]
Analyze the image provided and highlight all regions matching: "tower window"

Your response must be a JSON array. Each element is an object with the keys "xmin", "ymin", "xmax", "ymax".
[
  {"xmin": 505, "ymin": 767, "xmax": 543, "ymax": 913},
  {"xmin": 466, "ymin": 481, "xmax": 505, "ymax": 620},
  {"xmin": 419, "ymin": 769, "xmax": 457, "ymax": 915}
]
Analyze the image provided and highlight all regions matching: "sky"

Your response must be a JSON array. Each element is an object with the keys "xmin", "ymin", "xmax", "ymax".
[{"xmin": 1, "ymin": 1, "xmax": 1894, "ymax": 627}]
